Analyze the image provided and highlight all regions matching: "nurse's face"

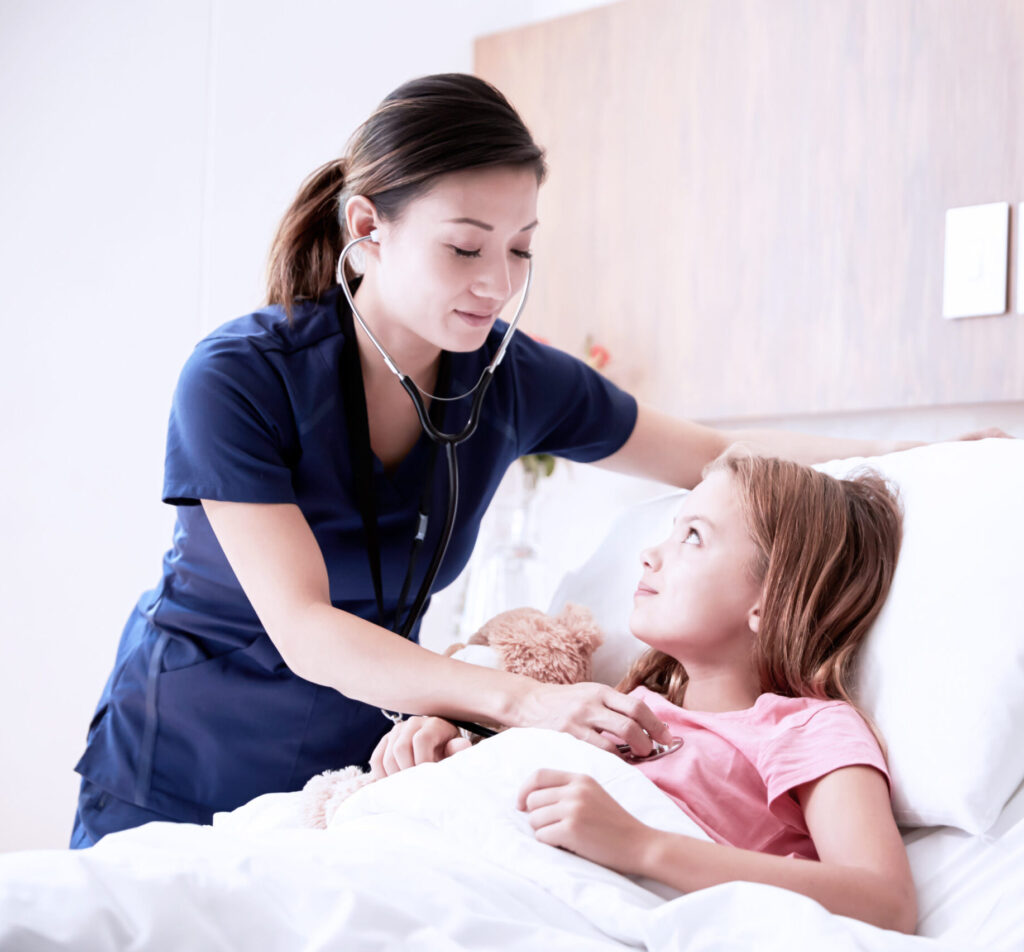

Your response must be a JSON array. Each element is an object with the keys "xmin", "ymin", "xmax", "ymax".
[{"xmin": 369, "ymin": 165, "xmax": 539, "ymax": 353}]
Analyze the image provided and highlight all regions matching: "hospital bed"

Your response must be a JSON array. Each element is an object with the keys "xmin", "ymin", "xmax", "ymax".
[{"xmin": 1, "ymin": 438, "xmax": 1021, "ymax": 951}]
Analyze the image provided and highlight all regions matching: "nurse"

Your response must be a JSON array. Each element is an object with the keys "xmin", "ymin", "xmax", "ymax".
[{"xmin": 67, "ymin": 72, "xmax": 985, "ymax": 848}]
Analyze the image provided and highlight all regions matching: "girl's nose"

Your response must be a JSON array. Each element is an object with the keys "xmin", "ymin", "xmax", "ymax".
[{"xmin": 641, "ymin": 546, "xmax": 660, "ymax": 570}]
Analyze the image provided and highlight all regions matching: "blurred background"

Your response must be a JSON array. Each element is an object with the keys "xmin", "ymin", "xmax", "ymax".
[{"xmin": 2, "ymin": 0, "xmax": 1020, "ymax": 851}]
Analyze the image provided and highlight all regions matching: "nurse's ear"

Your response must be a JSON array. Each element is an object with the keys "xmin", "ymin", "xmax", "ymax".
[{"xmin": 344, "ymin": 195, "xmax": 383, "ymax": 259}]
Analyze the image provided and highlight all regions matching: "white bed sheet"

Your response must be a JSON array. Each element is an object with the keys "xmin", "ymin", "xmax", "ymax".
[{"xmin": 0, "ymin": 729, "xmax": 1018, "ymax": 951}]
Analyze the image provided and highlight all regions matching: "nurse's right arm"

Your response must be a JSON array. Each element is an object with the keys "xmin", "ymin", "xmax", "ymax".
[{"xmin": 200, "ymin": 499, "xmax": 673, "ymax": 758}]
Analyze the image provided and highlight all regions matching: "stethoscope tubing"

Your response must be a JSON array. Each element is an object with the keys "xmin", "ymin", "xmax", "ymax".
[
  {"xmin": 398, "ymin": 371, "xmax": 495, "ymax": 445},
  {"xmin": 398, "ymin": 439, "xmax": 458, "ymax": 641},
  {"xmin": 334, "ymin": 234, "xmax": 532, "ymax": 740}
]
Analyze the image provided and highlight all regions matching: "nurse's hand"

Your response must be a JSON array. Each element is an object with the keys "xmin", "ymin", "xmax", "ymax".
[
  {"xmin": 517, "ymin": 682, "xmax": 673, "ymax": 757},
  {"xmin": 887, "ymin": 427, "xmax": 1014, "ymax": 454},
  {"xmin": 368, "ymin": 715, "xmax": 472, "ymax": 780},
  {"xmin": 952, "ymin": 427, "xmax": 1013, "ymax": 441}
]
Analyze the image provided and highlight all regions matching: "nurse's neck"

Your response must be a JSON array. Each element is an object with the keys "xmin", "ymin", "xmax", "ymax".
[{"xmin": 348, "ymin": 276, "xmax": 442, "ymax": 395}]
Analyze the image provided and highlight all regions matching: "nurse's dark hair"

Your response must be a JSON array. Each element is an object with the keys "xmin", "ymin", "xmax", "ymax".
[
  {"xmin": 617, "ymin": 452, "xmax": 903, "ymax": 748},
  {"xmin": 264, "ymin": 73, "xmax": 547, "ymax": 323}
]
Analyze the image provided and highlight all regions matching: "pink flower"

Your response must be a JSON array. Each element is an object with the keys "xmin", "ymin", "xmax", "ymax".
[{"xmin": 587, "ymin": 344, "xmax": 611, "ymax": 370}]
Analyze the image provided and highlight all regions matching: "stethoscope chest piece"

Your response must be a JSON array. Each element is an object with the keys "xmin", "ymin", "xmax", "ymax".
[{"xmin": 617, "ymin": 736, "xmax": 684, "ymax": 764}]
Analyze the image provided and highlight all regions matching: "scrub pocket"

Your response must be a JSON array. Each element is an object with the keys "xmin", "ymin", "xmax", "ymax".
[
  {"xmin": 148, "ymin": 636, "xmax": 316, "ymax": 813},
  {"xmin": 68, "ymin": 776, "xmax": 178, "ymax": 850}
]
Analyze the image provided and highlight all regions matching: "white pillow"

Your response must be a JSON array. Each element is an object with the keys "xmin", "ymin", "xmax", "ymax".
[{"xmin": 549, "ymin": 438, "xmax": 1024, "ymax": 834}]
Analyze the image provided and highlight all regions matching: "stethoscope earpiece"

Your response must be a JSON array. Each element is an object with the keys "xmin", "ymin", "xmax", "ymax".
[{"xmin": 369, "ymin": 228, "xmax": 380, "ymax": 243}]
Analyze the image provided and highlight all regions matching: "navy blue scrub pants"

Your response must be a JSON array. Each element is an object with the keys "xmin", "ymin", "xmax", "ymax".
[{"xmin": 69, "ymin": 776, "xmax": 182, "ymax": 849}]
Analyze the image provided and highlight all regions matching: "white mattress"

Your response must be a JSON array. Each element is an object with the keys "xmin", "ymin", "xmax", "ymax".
[{"xmin": 906, "ymin": 775, "xmax": 1024, "ymax": 949}]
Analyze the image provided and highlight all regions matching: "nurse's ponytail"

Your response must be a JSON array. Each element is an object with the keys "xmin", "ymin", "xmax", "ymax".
[
  {"xmin": 265, "ymin": 157, "xmax": 348, "ymax": 322},
  {"xmin": 264, "ymin": 73, "xmax": 547, "ymax": 324}
]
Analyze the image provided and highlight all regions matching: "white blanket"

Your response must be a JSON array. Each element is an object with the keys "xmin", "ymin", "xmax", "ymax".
[{"xmin": 0, "ymin": 729, "xmax": 975, "ymax": 951}]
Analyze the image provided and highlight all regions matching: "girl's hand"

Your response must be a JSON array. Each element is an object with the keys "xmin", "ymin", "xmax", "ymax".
[
  {"xmin": 368, "ymin": 715, "xmax": 471, "ymax": 780},
  {"xmin": 517, "ymin": 769, "xmax": 653, "ymax": 875},
  {"xmin": 516, "ymin": 681, "xmax": 674, "ymax": 757}
]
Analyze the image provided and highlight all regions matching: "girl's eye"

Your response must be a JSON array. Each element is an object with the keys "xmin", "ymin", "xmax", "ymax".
[
  {"xmin": 683, "ymin": 528, "xmax": 701, "ymax": 545},
  {"xmin": 512, "ymin": 249, "xmax": 533, "ymax": 260}
]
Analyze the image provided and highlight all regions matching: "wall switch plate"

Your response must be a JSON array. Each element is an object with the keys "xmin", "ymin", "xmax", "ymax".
[
  {"xmin": 1017, "ymin": 203, "xmax": 1023, "ymax": 315},
  {"xmin": 942, "ymin": 202, "xmax": 1009, "ymax": 319}
]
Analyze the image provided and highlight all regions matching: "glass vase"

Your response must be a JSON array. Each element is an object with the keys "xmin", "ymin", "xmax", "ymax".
[{"xmin": 458, "ymin": 465, "xmax": 551, "ymax": 639}]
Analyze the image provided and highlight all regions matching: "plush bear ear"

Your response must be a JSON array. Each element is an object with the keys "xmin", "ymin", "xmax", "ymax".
[
  {"xmin": 483, "ymin": 605, "xmax": 604, "ymax": 684},
  {"xmin": 555, "ymin": 603, "xmax": 605, "ymax": 654},
  {"xmin": 468, "ymin": 606, "xmax": 545, "ymax": 646}
]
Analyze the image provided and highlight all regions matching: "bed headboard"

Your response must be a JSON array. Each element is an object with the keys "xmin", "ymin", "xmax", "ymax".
[{"xmin": 475, "ymin": 0, "xmax": 1024, "ymax": 421}]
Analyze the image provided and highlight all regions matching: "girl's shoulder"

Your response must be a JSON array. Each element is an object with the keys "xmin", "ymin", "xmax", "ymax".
[{"xmin": 751, "ymin": 694, "xmax": 875, "ymax": 748}]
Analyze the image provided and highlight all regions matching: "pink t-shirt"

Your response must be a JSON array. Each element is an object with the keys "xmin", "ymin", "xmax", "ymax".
[{"xmin": 629, "ymin": 686, "xmax": 890, "ymax": 860}]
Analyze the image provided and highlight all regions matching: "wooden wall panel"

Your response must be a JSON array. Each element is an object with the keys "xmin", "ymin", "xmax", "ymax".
[{"xmin": 475, "ymin": 0, "xmax": 1024, "ymax": 420}]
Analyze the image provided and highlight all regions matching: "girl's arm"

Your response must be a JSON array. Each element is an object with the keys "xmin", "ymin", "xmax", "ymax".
[
  {"xmin": 517, "ymin": 764, "xmax": 917, "ymax": 934},
  {"xmin": 199, "ymin": 499, "xmax": 673, "ymax": 755}
]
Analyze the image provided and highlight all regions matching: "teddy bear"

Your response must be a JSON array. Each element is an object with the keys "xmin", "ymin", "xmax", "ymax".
[
  {"xmin": 443, "ymin": 602, "xmax": 604, "ymax": 683},
  {"xmin": 300, "ymin": 603, "xmax": 604, "ymax": 829}
]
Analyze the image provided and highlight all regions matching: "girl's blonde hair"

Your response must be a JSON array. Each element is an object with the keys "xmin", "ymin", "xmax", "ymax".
[{"xmin": 617, "ymin": 452, "xmax": 903, "ymax": 720}]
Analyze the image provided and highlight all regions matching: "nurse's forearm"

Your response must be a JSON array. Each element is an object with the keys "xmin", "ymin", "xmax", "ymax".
[
  {"xmin": 288, "ymin": 602, "xmax": 531, "ymax": 725},
  {"xmin": 719, "ymin": 427, "xmax": 923, "ymax": 466}
]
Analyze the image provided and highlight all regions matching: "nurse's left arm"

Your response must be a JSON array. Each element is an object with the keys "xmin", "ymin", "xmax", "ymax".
[{"xmin": 590, "ymin": 402, "xmax": 1010, "ymax": 489}]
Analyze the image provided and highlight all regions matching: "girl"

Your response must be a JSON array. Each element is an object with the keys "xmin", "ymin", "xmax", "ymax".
[
  {"xmin": 70, "ymin": 70, "xmax": 967, "ymax": 850},
  {"xmin": 517, "ymin": 453, "xmax": 918, "ymax": 934}
]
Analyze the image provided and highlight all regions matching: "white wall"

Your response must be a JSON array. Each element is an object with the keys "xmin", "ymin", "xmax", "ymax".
[
  {"xmin": 1, "ymin": 0, "xmax": 1020, "ymax": 854},
  {"xmin": 0, "ymin": 0, "xmax": 616, "ymax": 853}
]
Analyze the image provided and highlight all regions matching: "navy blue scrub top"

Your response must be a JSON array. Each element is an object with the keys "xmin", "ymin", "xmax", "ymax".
[{"xmin": 74, "ymin": 283, "xmax": 639, "ymax": 823}]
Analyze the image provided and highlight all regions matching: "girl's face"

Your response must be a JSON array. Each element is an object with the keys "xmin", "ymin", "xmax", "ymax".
[
  {"xmin": 366, "ymin": 164, "xmax": 539, "ymax": 354},
  {"xmin": 630, "ymin": 470, "xmax": 765, "ymax": 665}
]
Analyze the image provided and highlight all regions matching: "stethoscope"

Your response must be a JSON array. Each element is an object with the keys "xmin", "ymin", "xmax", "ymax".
[
  {"xmin": 335, "ymin": 231, "xmax": 533, "ymax": 740},
  {"xmin": 616, "ymin": 738, "xmax": 684, "ymax": 764},
  {"xmin": 336, "ymin": 233, "xmax": 683, "ymax": 765}
]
